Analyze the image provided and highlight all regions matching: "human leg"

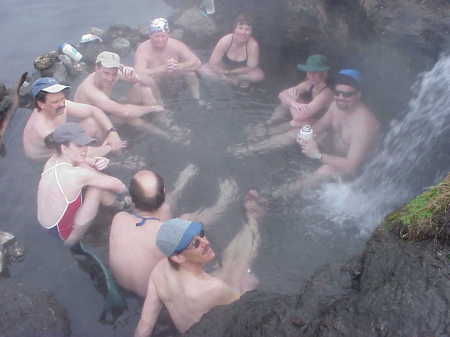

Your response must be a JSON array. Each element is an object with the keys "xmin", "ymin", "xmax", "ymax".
[
  {"xmin": 167, "ymin": 164, "xmax": 199, "ymax": 212},
  {"xmin": 184, "ymin": 71, "xmax": 201, "ymax": 101}
]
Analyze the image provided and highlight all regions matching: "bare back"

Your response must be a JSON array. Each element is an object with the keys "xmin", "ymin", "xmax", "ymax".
[
  {"xmin": 74, "ymin": 73, "xmax": 112, "ymax": 105},
  {"xmin": 109, "ymin": 212, "xmax": 166, "ymax": 297}
]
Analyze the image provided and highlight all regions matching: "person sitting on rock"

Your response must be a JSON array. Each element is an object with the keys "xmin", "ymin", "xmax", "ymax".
[
  {"xmin": 199, "ymin": 14, "xmax": 265, "ymax": 88},
  {"xmin": 134, "ymin": 190, "xmax": 267, "ymax": 337},
  {"xmin": 23, "ymin": 77, "xmax": 125, "ymax": 161},
  {"xmin": 273, "ymin": 69, "xmax": 380, "ymax": 196},
  {"xmin": 134, "ymin": 17, "xmax": 204, "ymax": 105},
  {"xmin": 37, "ymin": 122, "xmax": 129, "ymax": 247},
  {"xmin": 109, "ymin": 166, "xmax": 240, "ymax": 298},
  {"xmin": 74, "ymin": 51, "xmax": 178, "ymax": 141}
]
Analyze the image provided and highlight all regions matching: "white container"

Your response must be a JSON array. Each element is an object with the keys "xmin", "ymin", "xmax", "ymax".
[
  {"xmin": 297, "ymin": 124, "xmax": 314, "ymax": 144},
  {"xmin": 59, "ymin": 43, "xmax": 83, "ymax": 62},
  {"xmin": 203, "ymin": 0, "xmax": 215, "ymax": 15}
]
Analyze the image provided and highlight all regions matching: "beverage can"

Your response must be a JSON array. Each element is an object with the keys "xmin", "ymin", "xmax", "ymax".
[
  {"xmin": 59, "ymin": 43, "xmax": 83, "ymax": 62},
  {"xmin": 297, "ymin": 124, "xmax": 314, "ymax": 144}
]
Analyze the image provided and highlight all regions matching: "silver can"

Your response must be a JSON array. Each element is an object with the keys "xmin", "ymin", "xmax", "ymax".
[{"xmin": 297, "ymin": 124, "xmax": 314, "ymax": 144}]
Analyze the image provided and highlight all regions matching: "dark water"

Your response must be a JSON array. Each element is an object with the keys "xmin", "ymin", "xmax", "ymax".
[{"xmin": 1, "ymin": 1, "xmax": 438, "ymax": 336}]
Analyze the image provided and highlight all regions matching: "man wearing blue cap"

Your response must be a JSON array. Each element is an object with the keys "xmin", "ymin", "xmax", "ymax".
[
  {"xmin": 134, "ymin": 190, "xmax": 267, "ymax": 337},
  {"xmin": 23, "ymin": 77, "xmax": 125, "ymax": 160},
  {"xmin": 274, "ymin": 69, "xmax": 380, "ymax": 194},
  {"xmin": 134, "ymin": 17, "xmax": 204, "ymax": 106}
]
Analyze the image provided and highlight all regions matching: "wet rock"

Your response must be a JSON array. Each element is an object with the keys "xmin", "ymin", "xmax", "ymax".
[
  {"xmin": 89, "ymin": 27, "xmax": 105, "ymax": 39},
  {"xmin": 33, "ymin": 51, "xmax": 59, "ymax": 71},
  {"xmin": 173, "ymin": 7, "xmax": 218, "ymax": 48},
  {"xmin": 0, "ymin": 279, "xmax": 70, "ymax": 337},
  {"xmin": 185, "ymin": 226, "xmax": 450, "ymax": 337},
  {"xmin": 33, "ymin": 52, "xmax": 74, "ymax": 84},
  {"xmin": 162, "ymin": 0, "xmax": 201, "ymax": 10},
  {"xmin": 0, "ymin": 231, "xmax": 15, "ymax": 275},
  {"xmin": 103, "ymin": 24, "xmax": 147, "ymax": 49},
  {"xmin": 111, "ymin": 37, "xmax": 131, "ymax": 57},
  {"xmin": 0, "ymin": 83, "xmax": 7, "ymax": 101}
]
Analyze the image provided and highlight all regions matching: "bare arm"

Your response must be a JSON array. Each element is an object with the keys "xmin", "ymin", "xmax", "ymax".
[
  {"xmin": 82, "ymin": 87, "xmax": 161, "ymax": 119},
  {"xmin": 169, "ymin": 40, "xmax": 201, "ymax": 73},
  {"xmin": 278, "ymin": 82, "xmax": 306, "ymax": 107},
  {"xmin": 134, "ymin": 43, "xmax": 168, "ymax": 84},
  {"xmin": 78, "ymin": 166, "xmax": 127, "ymax": 193},
  {"xmin": 291, "ymin": 88, "xmax": 334, "ymax": 121},
  {"xmin": 135, "ymin": 277, "xmax": 162, "ymax": 337},
  {"xmin": 207, "ymin": 35, "xmax": 231, "ymax": 74}
]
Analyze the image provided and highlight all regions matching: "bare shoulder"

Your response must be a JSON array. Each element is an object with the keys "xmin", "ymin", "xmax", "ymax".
[
  {"xmin": 111, "ymin": 211, "xmax": 133, "ymax": 226},
  {"xmin": 248, "ymin": 36, "xmax": 260, "ymax": 49},
  {"xmin": 205, "ymin": 276, "xmax": 239, "ymax": 305},
  {"xmin": 136, "ymin": 39, "xmax": 151, "ymax": 52}
]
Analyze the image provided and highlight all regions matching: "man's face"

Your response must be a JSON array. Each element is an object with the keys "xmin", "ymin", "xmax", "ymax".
[
  {"xmin": 181, "ymin": 230, "xmax": 215, "ymax": 264},
  {"xmin": 96, "ymin": 65, "xmax": 119, "ymax": 87},
  {"xmin": 334, "ymin": 84, "xmax": 360, "ymax": 111},
  {"xmin": 149, "ymin": 32, "xmax": 169, "ymax": 49},
  {"xmin": 38, "ymin": 92, "xmax": 66, "ymax": 116}
]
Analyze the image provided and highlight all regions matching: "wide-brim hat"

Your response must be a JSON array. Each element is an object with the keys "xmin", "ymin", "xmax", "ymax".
[{"xmin": 297, "ymin": 54, "xmax": 330, "ymax": 72}]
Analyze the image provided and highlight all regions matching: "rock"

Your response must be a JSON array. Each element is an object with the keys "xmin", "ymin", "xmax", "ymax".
[
  {"xmin": 173, "ymin": 7, "xmax": 218, "ymax": 47},
  {"xmin": 0, "ymin": 83, "xmax": 7, "ymax": 101},
  {"xmin": 33, "ymin": 51, "xmax": 59, "ymax": 71},
  {"xmin": 0, "ymin": 279, "xmax": 70, "ymax": 337},
  {"xmin": 111, "ymin": 37, "xmax": 131, "ymax": 57},
  {"xmin": 162, "ymin": 0, "xmax": 201, "ymax": 10},
  {"xmin": 0, "ymin": 231, "xmax": 15, "ymax": 275},
  {"xmin": 89, "ymin": 26, "xmax": 105, "ymax": 39},
  {"xmin": 103, "ymin": 24, "xmax": 146, "ymax": 49}
]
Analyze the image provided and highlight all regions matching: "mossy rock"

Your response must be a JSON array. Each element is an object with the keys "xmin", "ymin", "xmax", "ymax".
[{"xmin": 384, "ymin": 174, "xmax": 450, "ymax": 242}]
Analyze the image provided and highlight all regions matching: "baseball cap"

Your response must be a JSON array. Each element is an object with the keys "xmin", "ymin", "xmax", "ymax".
[
  {"xmin": 149, "ymin": 17, "xmax": 169, "ymax": 34},
  {"xmin": 52, "ymin": 122, "xmax": 96, "ymax": 146},
  {"xmin": 156, "ymin": 218, "xmax": 203, "ymax": 256},
  {"xmin": 335, "ymin": 69, "xmax": 362, "ymax": 90},
  {"xmin": 31, "ymin": 77, "xmax": 70, "ymax": 98},
  {"xmin": 96, "ymin": 51, "xmax": 120, "ymax": 68},
  {"xmin": 80, "ymin": 33, "xmax": 103, "ymax": 44}
]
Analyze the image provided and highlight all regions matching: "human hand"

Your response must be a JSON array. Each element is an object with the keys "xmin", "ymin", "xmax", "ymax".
[
  {"xmin": 167, "ymin": 57, "xmax": 178, "ymax": 72},
  {"xmin": 119, "ymin": 65, "xmax": 139, "ymax": 83},
  {"xmin": 290, "ymin": 103, "xmax": 308, "ymax": 120},
  {"xmin": 151, "ymin": 104, "xmax": 165, "ymax": 112},
  {"xmin": 301, "ymin": 138, "xmax": 321, "ymax": 159},
  {"xmin": 93, "ymin": 156, "xmax": 110, "ymax": 171},
  {"xmin": 106, "ymin": 132, "xmax": 127, "ymax": 152}
]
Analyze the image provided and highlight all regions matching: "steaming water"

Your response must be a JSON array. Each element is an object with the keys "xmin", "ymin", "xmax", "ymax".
[{"xmin": 1, "ymin": 0, "xmax": 450, "ymax": 336}]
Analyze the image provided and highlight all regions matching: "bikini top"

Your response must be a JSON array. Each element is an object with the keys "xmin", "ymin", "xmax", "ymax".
[
  {"xmin": 133, "ymin": 212, "xmax": 160, "ymax": 227},
  {"xmin": 300, "ymin": 84, "xmax": 328, "ymax": 103},
  {"xmin": 222, "ymin": 36, "xmax": 248, "ymax": 68}
]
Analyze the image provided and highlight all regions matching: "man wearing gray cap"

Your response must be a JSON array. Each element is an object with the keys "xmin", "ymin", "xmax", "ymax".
[
  {"xmin": 134, "ymin": 17, "xmax": 204, "ymax": 106},
  {"xmin": 23, "ymin": 77, "xmax": 125, "ymax": 160},
  {"xmin": 75, "ymin": 51, "xmax": 177, "ymax": 141},
  {"xmin": 134, "ymin": 190, "xmax": 267, "ymax": 337}
]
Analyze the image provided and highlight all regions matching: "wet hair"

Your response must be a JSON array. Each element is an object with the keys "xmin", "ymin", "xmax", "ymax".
[
  {"xmin": 335, "ymin": 74, "xmax": 361, "ymax": 91},
  {"xmin": 44, "ymin": 132, "xmax": 68, "ymax": 154},
  {"xmin": 34, "ymin": 91, "xmax": 48, "ymax": 111},
  {"xmin": 233, "ymin": 14, "xmax": 254, "ymax": 30},
  {"xmin": 129, "ymin": 172, "xmax": 165, "ymax": 212}
]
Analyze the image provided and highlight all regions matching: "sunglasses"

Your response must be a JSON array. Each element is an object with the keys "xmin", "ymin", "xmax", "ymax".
[
  {"xmin": 334, "ymin": 90, "xmax": 357, "ymax": 98},
  {"xmin": 187, "ymin": 230, "xmax": 206, "ymax": 250}
]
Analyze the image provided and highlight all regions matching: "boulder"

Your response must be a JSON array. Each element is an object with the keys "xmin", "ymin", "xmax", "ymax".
[
  {"xmin": 173, "ymin": 7, "xmax": 219, "ymax": 48},
  {"xmin": 0, "ymin": 279, "xmax": 70, "ymax": 337}
]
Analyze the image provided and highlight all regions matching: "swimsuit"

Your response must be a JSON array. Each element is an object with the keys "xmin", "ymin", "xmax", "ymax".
[
  {"xmin": 41, "ymin": 162, "xmax": 82, "ymax": 241},
  {"xmin": 222, "ymin": 36, "xmax": 248, "ymax": 69},
  {"xmin": 300, "ymin": 84, "xmax": 328, "ymax": 103},
  {"xmin": 133, "ymin": 212, "xmax": 160, "ymax": 227}
]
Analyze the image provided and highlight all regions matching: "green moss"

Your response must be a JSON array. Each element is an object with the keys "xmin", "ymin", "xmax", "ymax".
[{"xmin": 384, "ymin": 175, "xmax": 450, "ymax": 242}]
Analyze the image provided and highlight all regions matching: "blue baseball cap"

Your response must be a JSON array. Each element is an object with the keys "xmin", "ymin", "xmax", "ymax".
[
  {"xmin": 156, "ymin": 218, "xmax": 203, "ymax": 256},
  {"xmin": 336, "ymin": 69, "xmax": 362, "ymax": 90},
  {"xmin": 31, "ymin": 77, "xmax": 70, "ymax": 98}
]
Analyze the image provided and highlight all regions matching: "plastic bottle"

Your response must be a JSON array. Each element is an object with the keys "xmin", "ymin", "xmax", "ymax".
[
  {"xmin": 203, "ymin": 0, "xmax": 215, "ymax": 15},
  {"xmin": 59, "ymin": 43, "xmax": 83, "ymax": 62}
]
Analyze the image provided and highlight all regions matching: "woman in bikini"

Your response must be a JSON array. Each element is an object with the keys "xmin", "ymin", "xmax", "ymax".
[
  {"xmin": 37, "ymin": 122, "xmax": 128, "ymax": 247},
  {"xmin": 199, "ymin": 14, "xmax": 264, "ymax": 87}
]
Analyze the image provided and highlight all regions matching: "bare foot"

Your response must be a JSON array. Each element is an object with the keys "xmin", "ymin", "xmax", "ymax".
[
  {"xmin": 244, "ymin": 190, "xmax": 268, "ymax": 221},
  {"xmin": 172, "ymin": 164, "xmax": 198, "ymax": 194}
]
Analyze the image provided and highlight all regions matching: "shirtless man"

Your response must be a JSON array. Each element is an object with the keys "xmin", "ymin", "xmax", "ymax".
[
  {"xmin": 134, "ymin": 190, "xmax": 266, "ymax": 337},
  {"xmin": 274, "ymin": 69, "xmax": 380, "ymax": 196},
  {"xmin": 23, "ymin": 77, "xmax": 125, "ymax": 160},
  {"xmin": 134, "ymin": 17, "xmax": 202, "ymax": 105},
  {"xmin": 74, "ymin": 51, "xmax": 175, "ymax": 140},
  {"xmin": 109, "ymin": 166, "xmax": 239, "ymax": 297}
]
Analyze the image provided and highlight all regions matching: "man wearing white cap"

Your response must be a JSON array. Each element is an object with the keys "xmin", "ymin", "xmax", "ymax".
[
  {"xmin": 134, "ymin": 190, "xmax": 267, "ymax": 337},
  {"xmin": 23, "ymin": 77, "xmax": 125, "ymax": 160},
  {"xmin": 75, "ymin": 51, "xmax": 174, "ymax": 140},
  {"xmin": 134, "ymin": 17, "xmax": 204, "ymax": 105}
]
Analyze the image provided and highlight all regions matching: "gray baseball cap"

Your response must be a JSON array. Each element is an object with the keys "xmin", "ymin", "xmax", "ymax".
[
  {"xmin": 53, "ymin": 122, "xmax": 96, "ymax": 146},
  {"xmin": 156, "ymin": 218, "xmax": 203, "ymax": 256}
]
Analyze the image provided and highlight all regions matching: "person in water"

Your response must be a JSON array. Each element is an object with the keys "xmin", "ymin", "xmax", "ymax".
[
  {"xmin": 229, "ymin": 55, "xmax": 334, "ymax": 157},
  {"xmin": 134, "ymin": 190, "xmax": 267, "ymax": 337},
  {"xmin": 74, "ymin": 51, "xmax": 175, "ymax": 141},
  {"xmin": 37, "ymin": 122, "xmax": 129, "ymax": 247},
  {"xmin": 273, "ymin": 69, "xmax": 380, "ymax": 196},
  {"xmin": 199, "ymin": 14, "xmax": 264, "ymax": 88},
  {"xmin": 109, "ymin": 167, "xmax": 240, "ymax": 298},
  {"xmin": 23, "ymin": 77, "xmax": 125, "ymax": 161},
  {"xmin": 134, "ymin": 17, "xmax": 203, "ymax": 105}
]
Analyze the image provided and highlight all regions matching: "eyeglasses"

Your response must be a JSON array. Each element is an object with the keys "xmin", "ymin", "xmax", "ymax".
[
  {"xmin": 334, "ymin": 90, "xmax": 357, "ymax": 98},
  {"xmin": 186, "ymin": 230, "xmax": 205, "ymax": 250}
]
